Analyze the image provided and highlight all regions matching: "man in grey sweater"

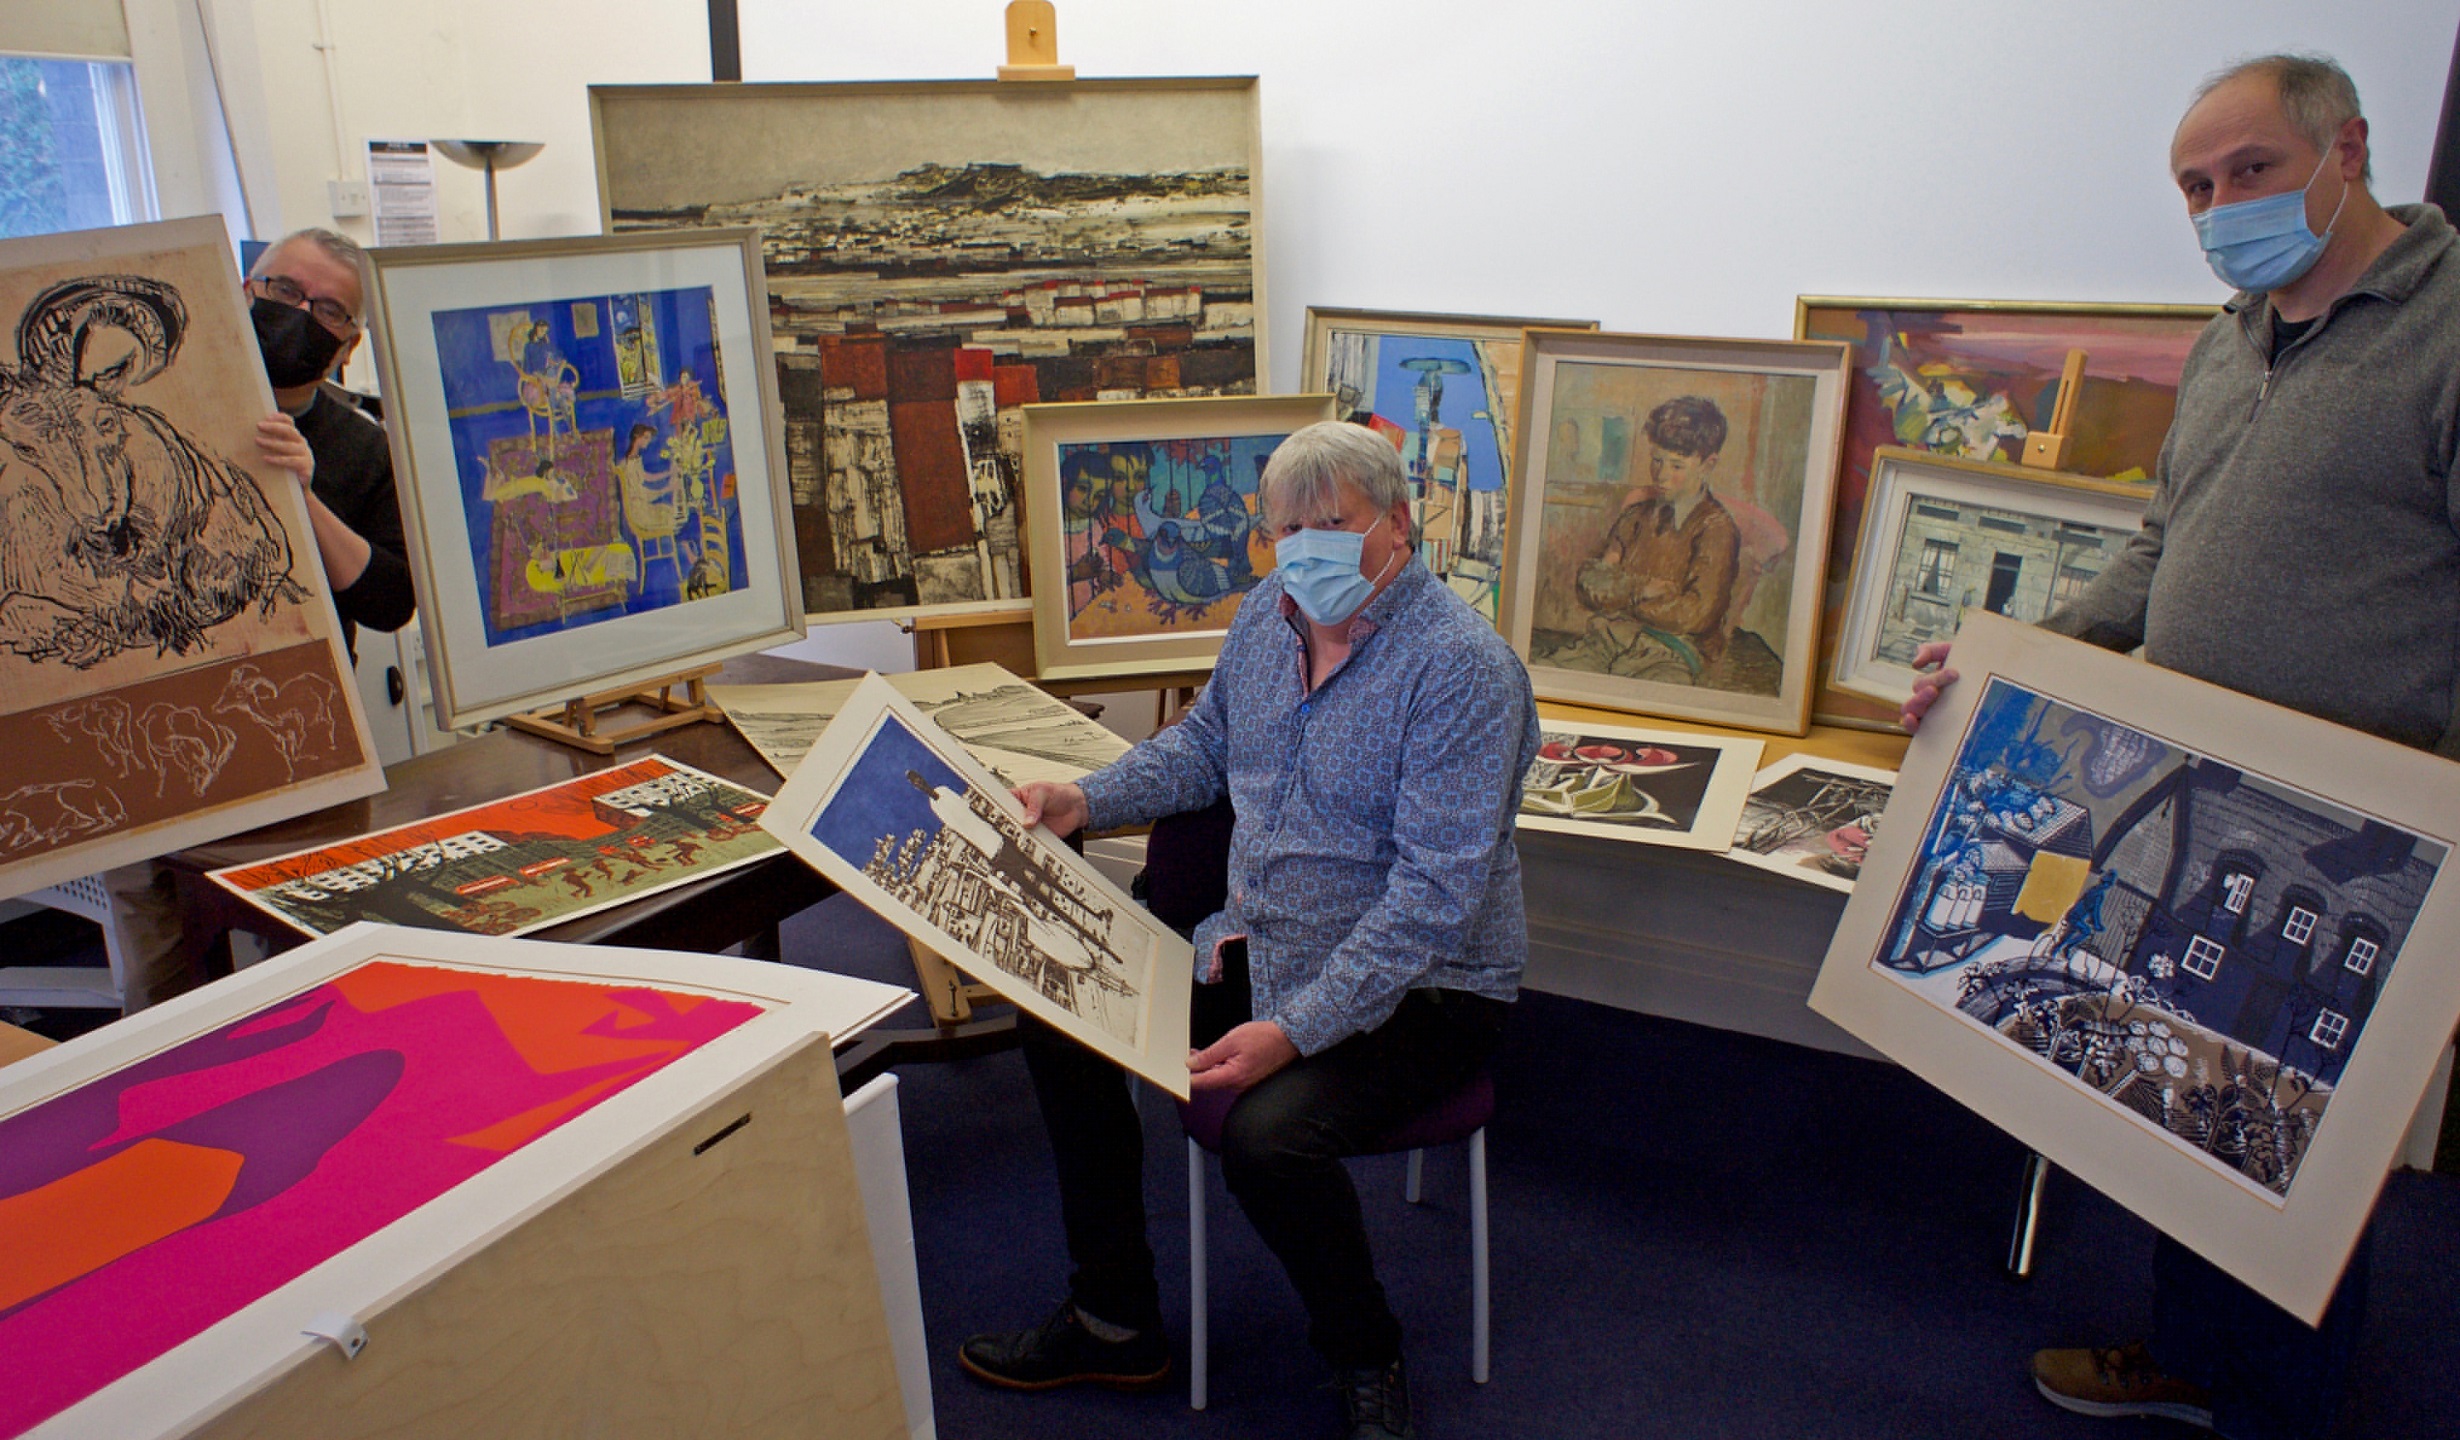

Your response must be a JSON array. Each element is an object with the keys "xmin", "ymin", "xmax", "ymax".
[{"xmin": 1903, "ymin": 53, "xmax": 2458, "ymax": 1440}]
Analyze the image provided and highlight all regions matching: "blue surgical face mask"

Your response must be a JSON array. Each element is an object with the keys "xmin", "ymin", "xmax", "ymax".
[
  {"xmin": 2191, "ymin": 149, "xmax": 2349, "ymax": 293},
  {"xmin": 1275, "ymin": 514, "xmax": 1395, "ymax": 626}
]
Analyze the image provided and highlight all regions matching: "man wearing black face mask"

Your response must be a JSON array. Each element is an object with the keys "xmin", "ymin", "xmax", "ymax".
[
  {"xmin": 99, "ymin": 229, "xmax": 418, "ymax": 1016},
  {"xmin": 243, "ymin": 227, "xmax": 415, "ymax": 658}
]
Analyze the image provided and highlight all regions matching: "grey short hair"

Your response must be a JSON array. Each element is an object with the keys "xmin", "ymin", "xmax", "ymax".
[
  {"xmin": 2192, "ymin": 53, "xmax": 2369, "ymax": 183},
  {"xmin": 1258, "ymin": 420, "xmax": 1409, "ymax": 529},
  {"xmin": 250, "ymin": 227, "xmax": 367, "ymax": 280}
]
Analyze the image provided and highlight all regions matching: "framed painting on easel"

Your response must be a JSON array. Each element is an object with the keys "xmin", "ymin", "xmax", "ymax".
[
  {"xmin": 591, "ymin": 77, "xmax": 1267, "ymax": 627},
  {"xmin": 361, "ymin": 229, "xmax": 805, "ymax": 731}
]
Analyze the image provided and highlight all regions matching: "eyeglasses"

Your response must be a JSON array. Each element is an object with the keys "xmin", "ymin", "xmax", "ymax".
[{"xmin": 251, "ymin": 274, "xmax": 358, "ymax": 335}]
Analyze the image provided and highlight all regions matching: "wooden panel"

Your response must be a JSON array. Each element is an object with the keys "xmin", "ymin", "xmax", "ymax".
[{"xmin": 196, "ymin": 1038, "xmax": 904, "ymax": 1440}]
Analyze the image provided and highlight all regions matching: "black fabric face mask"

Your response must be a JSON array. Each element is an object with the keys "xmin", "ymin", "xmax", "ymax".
[{"xmin": 251, "ymin": 295, "xmax": 346, "ymax": 389}]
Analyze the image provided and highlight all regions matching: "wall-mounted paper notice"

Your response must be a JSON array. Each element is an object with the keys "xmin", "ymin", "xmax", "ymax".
[{"xmin": 366, "ymin": 138, "xmax": 438, "ymax": 245}]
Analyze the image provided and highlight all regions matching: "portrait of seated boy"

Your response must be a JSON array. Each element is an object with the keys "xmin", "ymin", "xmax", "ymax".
[{"xmin": 1534, "ymin": 395, "xmax": 1784, "ymax": 696}]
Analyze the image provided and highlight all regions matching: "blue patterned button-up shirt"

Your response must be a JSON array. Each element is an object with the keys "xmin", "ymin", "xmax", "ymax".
[{"xmin": 1077, "ymin": 558, "xmax": 1539, "ymax": 1056}]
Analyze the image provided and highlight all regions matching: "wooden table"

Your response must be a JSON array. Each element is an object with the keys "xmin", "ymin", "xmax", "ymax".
[{"xmin": 162, "ymin": 654, "xmax": 856, "ymax": 983}]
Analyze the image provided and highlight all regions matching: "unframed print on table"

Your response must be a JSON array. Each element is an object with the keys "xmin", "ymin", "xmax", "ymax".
[
  {"xmin": 1724, "ymin": 752, "xmax": 1898, "ymax": 893},
  {"xmin": 760, "ymin": 674, "xmax": 1194, "ymax": 1095},
  {"xmin": 710, "ymin": 661, "xmax": 1129, "ymax": 786},
  {"xmin": 1809, "ymin": 611, "xmax": 2460, "ymax": 1323},
  {"xmin": 0, "ymin": 923, "xmax": 912, "ymax": 1440},
  {"xmin": 207, "ymin": 755, "xmax": 778, "ymax": 938},
  {"xmin": 1517, "ymin": 720, "xmax": 1763, "ymax": 852}
]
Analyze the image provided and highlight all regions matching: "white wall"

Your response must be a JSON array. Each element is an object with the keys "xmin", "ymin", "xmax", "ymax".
[
  {"xmin": 211, "ymin": 0, "xmax": 2458, "ymax": 671},
  {"xmin": 234, "ymin": 0, "xmax": 713, "ymax": 247},
  {"xmin": 728, "ymin": 0, "xmax": 2457, "ymax": 390}
]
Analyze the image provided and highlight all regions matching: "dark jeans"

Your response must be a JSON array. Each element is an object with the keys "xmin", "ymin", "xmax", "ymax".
[
  {"xmin": 2150, "ymin": 1226, "xmax": 2371, "ymax": 1440},
  {"xmin": 1019, "ymin": 942, "xmax": 1508, "ymax": 1369}
]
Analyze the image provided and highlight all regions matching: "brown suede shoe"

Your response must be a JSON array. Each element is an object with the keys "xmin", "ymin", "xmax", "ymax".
[{"xmin": 2032, "ymin": 1341, "xmax": 2215, "ymax": 1428}]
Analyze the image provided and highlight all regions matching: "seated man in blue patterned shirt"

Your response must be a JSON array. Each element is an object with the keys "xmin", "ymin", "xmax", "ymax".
[{"xmin": 958, "ymin": 422, "xmax": 1539, "ymax": 1440}]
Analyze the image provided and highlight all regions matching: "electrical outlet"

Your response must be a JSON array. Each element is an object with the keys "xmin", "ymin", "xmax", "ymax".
[{"xmin": 327, "ymin": 180, "xmax": 370, "ymax": 218}]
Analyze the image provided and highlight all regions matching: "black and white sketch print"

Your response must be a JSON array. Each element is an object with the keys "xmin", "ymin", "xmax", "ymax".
[{"xmin": 0, "ymin": 276, "xmax": 304, "ymax": 668}]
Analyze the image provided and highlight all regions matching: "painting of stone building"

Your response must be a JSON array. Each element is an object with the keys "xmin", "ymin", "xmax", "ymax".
[
  {"xmin": 593, "ymin": 80, "xmax": 1264, "ymax": 621},
  {"xmin": 1878, "ymin": 678, "xmax": 2447, "ymax": 1198},
  {"xmin": 1871, "ymin": 499, "xmax": 2133, "ymax": 665}
]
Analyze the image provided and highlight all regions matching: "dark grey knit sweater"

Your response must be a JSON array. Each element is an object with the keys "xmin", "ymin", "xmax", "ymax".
[{"xmin": 2043, "ymin": 203, "xmax": 2460, "ymax": 758}]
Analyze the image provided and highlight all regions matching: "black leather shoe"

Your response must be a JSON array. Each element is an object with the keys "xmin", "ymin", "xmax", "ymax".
[
  {"xmin": 1335, "ymin": 1357, "xmax": 1415, "ymax": 1438},
  {"xmin": 958, "ymin": 1300, "xmax": 1171, "ymax": 1392}
]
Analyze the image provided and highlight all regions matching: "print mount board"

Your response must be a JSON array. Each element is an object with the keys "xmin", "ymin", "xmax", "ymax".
[
  {"xmin": 1808, "ymin": 612, "xmax": 2460, "ymax": 1322},
  {"xmin": 0, "ymin": 217, "xmax": 383, "ymax": 901},
  {"xmin": 709, "ymin": 662, "xmax": 1130, "ymax": 785},
  {"xmin": 0, "ymin": 922, "xmax": 913, "ymax": 1439},
  {"xmin": 361, "ymin": 230, "xmax": 804, "ymax": 729},
  {"xmin": 760, "ymin": 674, "xmax": 1193, "ymax": 1095}
]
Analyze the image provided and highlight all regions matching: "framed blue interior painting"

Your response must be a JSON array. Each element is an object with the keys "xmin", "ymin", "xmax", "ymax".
[{"xmin": 362, "ymin": 230, "xmax": 803, "ymax": 727}]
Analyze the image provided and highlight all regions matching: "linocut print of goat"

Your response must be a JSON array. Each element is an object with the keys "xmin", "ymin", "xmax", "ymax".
[{"xmin": 0, "ymin": 274, "xmax": 305, "ymax": 670}]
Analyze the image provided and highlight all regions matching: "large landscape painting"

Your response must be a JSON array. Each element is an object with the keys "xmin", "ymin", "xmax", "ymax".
[{"xmin": 593, "ymin": 80, "xmax": 1264, "ymax": 622}]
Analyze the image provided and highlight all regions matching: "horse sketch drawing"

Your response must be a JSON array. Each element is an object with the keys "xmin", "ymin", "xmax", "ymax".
[
  {"xmin": 44, "ymin": 694, "xmax": 237, "ymax": 798},
  {"xmin": 0, "ymin": 779, "xmax": 125, "ymax": 854},
  {"xmin": 213, "ymin": 664, "xmax": 340, "ymax": 781},
  {"xmin": 0, "ymin": 275, "xmax": 304, "ymax": 669}
]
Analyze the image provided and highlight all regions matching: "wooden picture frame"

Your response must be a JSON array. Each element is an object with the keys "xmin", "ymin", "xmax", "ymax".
[
  {"xmin": 1793, "ymin": 295, "xmax": 2216, "ymax": 728},
  {"xmin": 1809, "ymin": 611, "xmax": 2460, "ymax": 1323},
  {"xmin": 1300, "ymin": 306, "xmax": 1598, "ymax": 624},
  {"xmin": 361, "ymin": 229, "xmax": 805, "ymax": 730},
  {"xmin": 760, "ymin": 674, "xmax": 1195, "ymax": 1096},
  {"xmin": 0, "ymin": 922, "xmax": 912, "ymax": 1437},
  {"xmin": 0, "ymin": 217, "xmax": 384, "ymax": 900},
  {"xmin": 1501, "ymin": 328, "xmax": 1850, "ymax": 735},
  {"xmin": 1020, "ymin": 393, "xmax": 1335, "ymax": 683},
  {"xmin": 591, "ymin": 78, "xmax": 1268, "ymax": 628},
  {"xmin": 1516, "ymin": 718, "xmax": 1763, "ymax": 852},
  {"xmin": 1830, "ymin": 448, "xmax": 2149, "ymax": 708}
]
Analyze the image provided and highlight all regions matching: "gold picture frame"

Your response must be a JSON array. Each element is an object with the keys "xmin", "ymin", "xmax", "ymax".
[
  {"xmin": 1299, "ymin": 306, "xmax": 1598, "ymax": 625},
  {"xmin": 1794, "ymin": 295, "xmax": 2217, "ymax": 727},
  {"xmin": 1020, "ymin": 393, "xmax": 1335, "ymax": 683},
  {"xmin": 1501, "ymin": 327, "xmax": 1851, "ymax": 735}
]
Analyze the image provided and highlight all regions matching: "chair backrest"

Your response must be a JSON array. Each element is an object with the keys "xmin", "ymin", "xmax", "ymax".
[{"xmin": 1140, "ymin": 796, "xmax": 1235, "ymax": 940}]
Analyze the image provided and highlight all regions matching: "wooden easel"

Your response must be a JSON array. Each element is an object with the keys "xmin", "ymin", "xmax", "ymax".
[
  {"xmin": 503, "ymin": 665, "xmax": 724, "ymax": 755},
  {"xmin": 2019, "ymin": 348, "xmax": 2089, "ymax": 470},
  {"xmin": 997, "ymin": 0, "xmax": 1075, "ymax": 81}
]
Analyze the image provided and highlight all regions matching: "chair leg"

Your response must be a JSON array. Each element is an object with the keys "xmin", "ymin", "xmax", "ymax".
[
  {"xmin": 1470, "ymin": 1127, "xmax": 1489, "ymax": 1384},
  {"xmin": 1405, "ymin": 1147, "xmax": 1425, "ymax": 1204},
  {"xmin": 1188, "ymin": 1138, "xmax": 1208, "ymax": 1411}
]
